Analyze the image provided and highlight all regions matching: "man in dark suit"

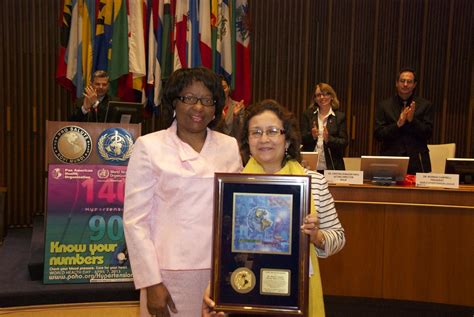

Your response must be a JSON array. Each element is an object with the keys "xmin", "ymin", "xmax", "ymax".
[
  {"xmin": 375, "ymin": 67, "xmax": 433, "ymax": 174},
  {"xmin": 69, "ymin": 70, "xmax": 119, "ymax": 122}
]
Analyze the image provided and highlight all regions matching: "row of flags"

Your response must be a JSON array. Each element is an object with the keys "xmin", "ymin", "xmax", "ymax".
[{"xmin": 56, "ymin": 0, "xmax": 251, "ymax": 114}]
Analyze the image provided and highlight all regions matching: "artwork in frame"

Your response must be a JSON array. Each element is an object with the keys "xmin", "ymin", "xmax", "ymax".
[{"xmin": 211, "ymin": 173, "xmax": 311, "ymax": 316}]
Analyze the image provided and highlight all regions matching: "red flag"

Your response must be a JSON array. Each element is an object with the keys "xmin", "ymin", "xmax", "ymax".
[
  {"xmin": 173, "ymin": 0, "xmax": 188, "ymax": 69},
  {"xmin": 56, "ymin": 0, "xmax": 75, "ymax": 94},
  {"xmin": 233, "ymin": 0, "xmax": 251, "ymax": 105},
  {"xmin": 199, "ymin": 0, "xmax": 212, "ymax": 68}
]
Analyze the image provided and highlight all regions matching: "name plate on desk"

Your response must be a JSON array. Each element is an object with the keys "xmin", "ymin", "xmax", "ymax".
[
  {"xmin": 324, "ymin": 170, "xmax": 363, "ymax": 184},
  {"xmin": 416, "ymin": 173, "xmax": 459, "ymax": 189}
]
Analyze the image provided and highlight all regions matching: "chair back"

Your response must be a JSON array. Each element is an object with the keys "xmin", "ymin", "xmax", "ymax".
[
  {"xmin": 343, "ymin": 157, "xmax": 361, "ymax": 171},
  {"xmin": 427, "ymin": 143, "xmax": 456, "ymax": 173}
]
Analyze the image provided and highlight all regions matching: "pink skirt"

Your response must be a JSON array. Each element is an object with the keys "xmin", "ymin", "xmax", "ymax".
[{"xmin": 140, "ymin": 269, "xmax": 210, "ymax": 317}]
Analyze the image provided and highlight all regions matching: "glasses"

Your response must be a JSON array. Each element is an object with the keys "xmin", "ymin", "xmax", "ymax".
[
  {"xmin": 249, "ymin": 127, "xmax": 286, "ymax": 139},
  {"xmin": 177, "ymin": 95, "xmax": 216, "ymax": 107},
  {"xmin": 399, "ymin": 79, "xmax": 415, "ymax": 84},
  {"xmin": 315, "ymin": 91, "xmax": 331, "ymax": 98}
]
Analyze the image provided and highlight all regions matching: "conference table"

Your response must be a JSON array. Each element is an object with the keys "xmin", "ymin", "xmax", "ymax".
[{"xmin": 320, "ymin": 183, "xmax": 474, "ymax": 307}]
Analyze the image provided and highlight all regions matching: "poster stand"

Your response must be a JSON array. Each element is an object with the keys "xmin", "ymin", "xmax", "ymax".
[{"xmin": 41, "ymin": 121, "xmax": 141, "ymax": 284}]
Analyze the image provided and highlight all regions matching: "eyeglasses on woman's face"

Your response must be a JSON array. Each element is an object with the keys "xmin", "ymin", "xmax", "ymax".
[
  {"xmin": 177, "ymin": 95, "xmax": 216, "ymax": 107},
  {"xmin": 315, "ymin": 91, "xmax": 331, "ymax": 99},
  {"xmin": 248, "ymin": 127, "xmax": 286, "ymax": 139}
]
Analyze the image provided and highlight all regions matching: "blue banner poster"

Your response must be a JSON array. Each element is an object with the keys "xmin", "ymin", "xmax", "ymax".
[{"xmin": 44, "ymin": 164, "xmax": 133, "ymax": 284}]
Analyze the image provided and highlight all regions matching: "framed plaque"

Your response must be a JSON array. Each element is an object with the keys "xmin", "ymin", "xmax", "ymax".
[{"xmin": 211, "ymin": 173, "xmax": 311, "ymax": 315}]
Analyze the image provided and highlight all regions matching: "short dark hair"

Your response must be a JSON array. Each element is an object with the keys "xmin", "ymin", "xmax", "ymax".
[
  {"xmin": 240, "ymin": 99, "xmax": 302, "ymax": 166},
  {"xmin": 219, "ymin": 74, "xmax": 230, "ymax": 86},
  {"xmin": 92, "ymin": 70, "xmax": 109, "ymax": 80},
  {"xmin": 163, "ymin": 67, "xmax": 225, "ymax": 128},
  {"xmin": 397, "ymin": 67, "xmax": 417, "ymax": 82}
]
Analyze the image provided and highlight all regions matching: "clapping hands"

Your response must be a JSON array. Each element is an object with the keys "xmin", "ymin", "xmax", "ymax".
[
  {"xmin": 233, "ymin": 100, "xmax": 245, "ymax": 116},
  {"xmin": 397, "ymin": 101, "xmax": 416, "ymax": 127},
  {"xmin": 82, "ymin": 85, "xmax": 99, "ymax": 111}
]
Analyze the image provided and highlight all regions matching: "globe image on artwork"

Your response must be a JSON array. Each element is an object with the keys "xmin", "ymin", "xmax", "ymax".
[{"xmin": 247, "ymin": 207, "xmax": 273, "ymax": 233}]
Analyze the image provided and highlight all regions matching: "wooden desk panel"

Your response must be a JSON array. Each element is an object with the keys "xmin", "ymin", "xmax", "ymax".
[
  {"xmin": 383, "ymin": 205, "xmax": 473, "ymax": 306},
  {"xmin": 320, "ymin": 184, "xmax": 474, "ymax": 307},
  {"xmin": 329, "ymin": 184, "xmax": 474, "ymax": 208},
  {"xmin": 319, "ymin": 204, "xmax": 384, "ymax": 298}
]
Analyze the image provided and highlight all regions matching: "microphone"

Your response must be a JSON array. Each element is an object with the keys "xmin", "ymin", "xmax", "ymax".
[
  {"xmin": 418, "ymin": 153, "xmax": 425, "ymax": 173},
  {"xmin": 327, "ymin": 147, "xmax": 336, "ymax": 170},
  {"xmin": 104, "ymin": 102, "xmax": 110, "ymax": 123},
  {"xmin": 92, "ymin": 100, "xmax": 99, "ymax": 123}
]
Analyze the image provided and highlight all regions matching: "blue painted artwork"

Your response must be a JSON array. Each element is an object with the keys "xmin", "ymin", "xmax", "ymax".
[{"xmin": 232, "ymin": 193, "xmax": 293, "ymax": 255}]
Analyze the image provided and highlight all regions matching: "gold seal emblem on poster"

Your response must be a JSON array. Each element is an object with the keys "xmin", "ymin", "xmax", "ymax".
[
  {"xmin": 52, "ymin": 126, "xmax": 92, "ymax": 164},
  {"xmin": 230, "ymin": 267, "xmax": 256, "ymax": 294}
]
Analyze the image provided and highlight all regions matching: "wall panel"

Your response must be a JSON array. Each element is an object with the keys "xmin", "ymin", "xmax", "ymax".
[
  {"xmin": 250, "ymin": 0, "xmax": 473, "ymax": 158},
  {"xmin": 423, "ymin": 0, "xmax": 451, "ymax": 142},
  {"xmin": 398, "ymin": 0, "xmax": 425, "ymax": 67},
  {"xmin": 250, "ymin": 0, "xmax": 314, "ymax": 116},
  {"xmin": 0, "ymin": 0, "xmax": 69, "ymax": 227},
  {"xmin": 447, "ymin": 0, "xmax": 473, "ymax": 154},
  {"xmin": 350, "ymin": 0, "xmax": 377, "ymax": 156}
]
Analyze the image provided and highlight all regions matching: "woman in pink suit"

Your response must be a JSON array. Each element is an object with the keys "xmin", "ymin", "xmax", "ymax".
[{"xmin": 124, "ymin": 67, "xmax": 243, "ymax": 317}]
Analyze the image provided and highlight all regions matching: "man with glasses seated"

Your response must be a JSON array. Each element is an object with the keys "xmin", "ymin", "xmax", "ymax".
[{"xmin": 375, "ymin": 67, "xmax": 434, "ymax": 174}]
